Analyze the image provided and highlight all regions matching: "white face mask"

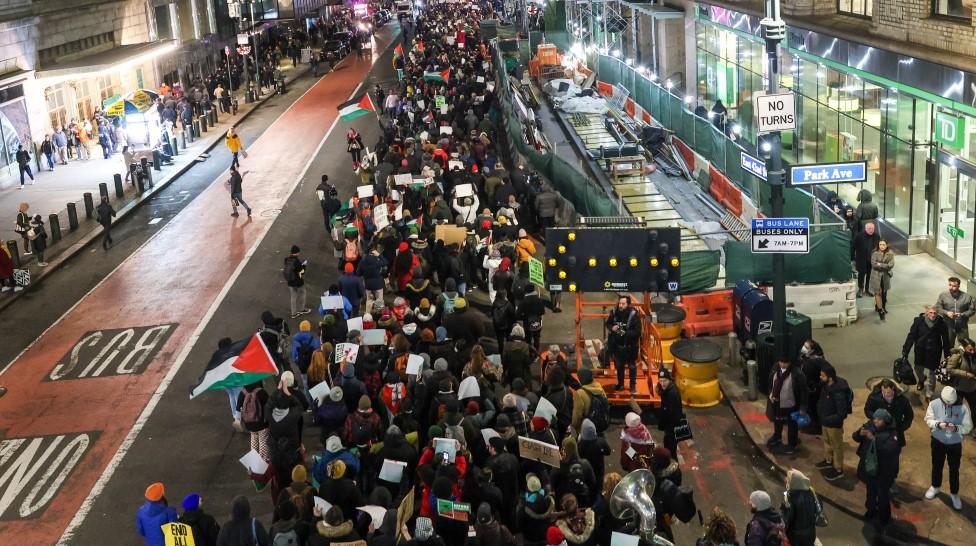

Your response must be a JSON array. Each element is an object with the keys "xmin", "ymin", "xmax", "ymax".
[{"xmin": 800, "ymin": 346, "xmax": 812, "ymax": 356}]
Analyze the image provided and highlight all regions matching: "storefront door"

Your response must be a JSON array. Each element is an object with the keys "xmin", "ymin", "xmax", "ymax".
[{"xmin": 935, "ymin": 150, "xmax": 976, "ymax": 272}]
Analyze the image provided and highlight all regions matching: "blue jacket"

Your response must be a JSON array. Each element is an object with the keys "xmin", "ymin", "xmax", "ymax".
[
  {"xmin": 320, "ymin": 293, "xmax": 353, "ymax": 320},
  {"xmin": 136, "ymin": 500, "xmax": 178, "ymax": 546},
  {"xmin": 312, "ymin": 449, "xmax": 361, "ymax": 484},
  {"xmin": 357, "ymin": 254, "xmax": 388, "ymax": 291},
  {"xmin": 291, "ymin": 331, "xmax": 321, "ymax": 363},
  {"xmin": 339, "ymin": 272, "xmax": 366, "ymax": 307}
]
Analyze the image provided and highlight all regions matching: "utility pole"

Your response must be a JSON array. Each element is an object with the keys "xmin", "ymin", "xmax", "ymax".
[
  {"xmin": 760, "ymin": 0, "xmax": 789, "ymax": 360},
  {"xmin": 249, "ymin": 0, "xmax": 261, "ymax": 93}
]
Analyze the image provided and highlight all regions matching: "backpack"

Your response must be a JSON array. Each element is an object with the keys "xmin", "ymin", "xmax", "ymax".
[
  {"xmin": 272, "ymin": 528, "xmax": 298, "ymax": 546},
  {"xmin": 442, "ymin": 294, "xmax": 457, "ymax": 316},
  {"xmin": 288, "ymin": 484, "xmax": 313, "ymax": 520},
  {"xmin": 271, "ymin": 436, "xmax": 301, "ymax": 474},
  {"xmin": 295, "ymin": 339, "xmax": 315, "ymax": 374},
  {"xmin": 584, "ymin": 389, "xmax": 610, "ymax": 433},
  {"xmin": 350, "ymin": 414, "xmax": 373, "ymax": 446},
  {"xmin": 841, "ymin": 385, "xmax": 854, "ymax": 415},
  {"xmin": 492, "ymin": 300, "xmax": 512, "ymax": 328},
  {"xmin": 241, "ymin": 388, "xmax": 264, "ymax": 428},
  {"xmin": 759, "ymin": 517, "xmax": 790, "ymax": 546},
  {"xmin": 344, "ymin": 240, "xmax": 360, "ymax": 262},
  {"xmin": 444, "ymin": 417, "xmax": 467, "ymax": 448}
]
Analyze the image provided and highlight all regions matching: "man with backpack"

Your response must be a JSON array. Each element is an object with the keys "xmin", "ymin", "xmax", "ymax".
[
  {"xmin": 571, "ymin": 367, "xmax": 609, "ymax": 434},
  {"xmin": 815, "ymin": 362, "xmax": 853, "ymax": 482},
  {"xmin": 291, "ymin": 320, "xmax": 320, "ymax": 404},
  {"xmin": 744, "ymin": 490, "xmax": 787, "ymax": 546},
  {"xmin": 177, "ymin": 493, "xmax": 220, "ymax": 546},
  {"xmin": 283, "ymin": 245, "xmax": 309, "ymax": 319}
]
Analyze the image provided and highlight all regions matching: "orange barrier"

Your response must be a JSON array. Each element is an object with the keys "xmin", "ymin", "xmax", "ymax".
[
  {"xmin": 677, "ymin": 289, "xmax": 734, "ymax": 337},
  {"xmin": 528, "ymin": 59, "xmax": 541, "ymax": 78},
  {"xmin": 672, "ymin": 137, "xmax": 696, "ymax": 177},
  {"xmin": 538, "ymin": 45, "xmax": 559, "ymax": 65},
  {"xmin": 625, "ymin": 98, "xmax": 636, "ymax": 118},
  {"xmin": 642, "ymin": 111, "xmax": 652, "ymax": 124},
  {"xmin": 708, "ymin": 165, "xmax": 743, "ymax": 217},
  {"xmin": 597, "ymin": 81, "xmax": 614, "ymax": 96}
]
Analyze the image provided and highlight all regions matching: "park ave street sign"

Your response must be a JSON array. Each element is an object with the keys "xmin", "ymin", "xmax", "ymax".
[
  {"xmin": 789, "ymin": 161, "xmax": 867, "ymax": 186},
  {"xmin": 751, "ymin": 217, "xmax": 809, "ymax": 254},
  {"xmin": 755, "ymin": 92, "xmax": 796, "ymax": 133}
]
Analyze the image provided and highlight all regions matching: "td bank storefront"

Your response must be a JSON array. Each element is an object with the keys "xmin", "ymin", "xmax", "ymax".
[{"xmin": 695, "ymin": 3, "xmax": 976, "ymax": 277}]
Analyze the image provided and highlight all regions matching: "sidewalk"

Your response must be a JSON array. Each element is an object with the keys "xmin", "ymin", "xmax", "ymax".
[{"xmin": 0, "ymin": 62, "xmax": 310, "ymax": 309}]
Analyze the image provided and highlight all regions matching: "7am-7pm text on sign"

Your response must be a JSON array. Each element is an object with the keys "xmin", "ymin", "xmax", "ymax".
[{"xmin": 751, "ymin": 217, "xmax": 809, "ymax": 254}]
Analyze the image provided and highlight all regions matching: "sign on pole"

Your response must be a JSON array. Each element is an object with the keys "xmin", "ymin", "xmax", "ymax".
[
  {"xmin": 237, "ymin": 33, "xmax": 249, "ymax": 45},
  {"xmin": 228, "ymin": 1, "xmax": 241, "ymax": 18},
  {"xmin": 751, "ymin": 217, "xmax": 809, "ymax": 254},
  {"xmin": 740, "ymin": 151, "xmax": 767, "ymax": 181},
  {"xmin": 788, "ymin": 161, "xmax": 866, "ymax": 187},
  {"xmin": 755, "ymin": 92, "xmax": 796, "ymax": 133}
]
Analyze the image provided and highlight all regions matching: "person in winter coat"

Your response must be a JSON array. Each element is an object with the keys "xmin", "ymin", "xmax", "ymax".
[
  {"xmin": 96, "ymin": 196, "xmax": 116, "ymax": 250},
  {"xmin": 357, "ymin": 248, "xmax": 388, "ymax": 311},
  {"xmin": 515, "ymin": 229, "xmax": 536, "ymax": 264},
  {"xmin": 620, "ymin": 412, "xmax": 655, "ymax": 471},
  {"xmin": 534, "ymin": 187, "xmax": 559, "ymax": 228},
  {"xmin": 269, "ymin": 500, "xmax": 311, "ymax": 545},
  {"xmin": 937, "ymin": 276, "xmax": 975, "ymax": 344},
  {"xmin": 781, "ymin": 469, "xmax": 818, "ymax": 546},
  {"xmin": 178, "ymin": 493, "xmax": 220, "ymax": 546},
  {"xmin": 554, "ymin": 493, "xmax": 596, "ymax": 546},
  {"xmin": 453, "ymin": 195, "xmax": 480, "ymax": 224},
  {"xmin": 854, "ymin": 189, "xmax": 880, "ymax": 234},
  {"xmin": 491, "ymin": 292, "xmax": 517, "ymax": 354},
  {"xmin": 275, "ymin": 464, "xmax": 315, "ymax": 523},
  {"xmin": 698, "ymin": 507, "xmax": 739, "ymax": 546},
  {"xmin": 744, "ymin": 490, "xmax": 785, "ymax": 546},
  {"xmin": 502, "ymin": 324, "xmax": 535, "ymax": 387},
  {"xmin": 946, "ymin": 338, "xmax": 976, "ymax": 412},
  {"xmin": 903, "ymin": 305, "xmax": 951, "ymax": 399},
  {"xmin": 863, "ymin": 379, "xmax": 913, "ymax": 449},
  {"xmin": 338, "ymin": 263, "xmax": 365, "ymax": 314},
  {"xmin": 483, "ymin": 248, "xmax": 503, "ymax": 302},
  {"xmin": 29, "ymin": 214, "xmax": 49, "ymax": 266},
  {"xmin": 473, "ymin": 503, "xmax": 517, "ymax": 546},
  {"xmin": 519, "ymin": 475, "xmax": 556, "ymax": 546},
  {"xmin": 924, "ymin": 386, "xmax": 973, "ymax": 510},
  {"xmin": 338, "ymin": 363, "xmax": 367, "ymax": 413},
  {"xmin": 550, "ymin": 437, "xmax": 598, "ymax": 507},
  {"xmin": 577, "ymin": 418, "xmax": 611, "ymax": 487},
  {"xmin": 869, "ymin": 239, "xmax": 894, "ymax": 320},
  {"xmin": 308, "ymin": 505, "xmax": 361, "ymax": 546},
  {"xmin": 815, "ymin": 362, "xmax": 852, "ymax": 481},
  {"xmin": 343, "ymin": 394, "xmax": 383, "ymax": 449},
  {"xmin": 649, "ymin": 447, "xmax": 681, "ymax": 542},
  {"xmin": 216, "ymin": 495, "xmax": 270, "ymax": 546},
  {"xmin": 313, "ymin": 387, "xmax": 347, "ymax": 445},
  {"xmin": 571, "ymin": 369, "xmax": 607, "ymax": 433},
  {"xmin": 136, "ymin": 482, "xmax": 178, "ymax": 546},
  {"xmin": 392, "ymin": 242, "xmax": 420, "ymax": 292},
  {"xmin": 444, "ymin": 297, "xmax": 485, "ymax": 350},
  {"xmin": 542, "ymin": 368, "xmax": 574, "ymax": 442},
  {"xmin": 853, "ymin": 222, "xmax": 880, "ymax": 297},
  {"xmin": 766, "ymin": 358, "xmax": 808, "ymax": 453},
  {"xmin": 404, "ymin": 516, "xmax": 446, "ymax": 546},
  {"xmin": 312, "ymin": 435, "xmax": 360, "ymax": 485},
  {"xmin": 606, "ymin": 295, "xmax": 641, "ymax": 392},
  {"xmin": 656, "ymin": 368, "xmax": 684, "ymax": 457},
  {"xmin": 492, "ymin": 258, "xmax": 515, "ymax": 298},
  {"xmin": 380, "ymin": 370, "xmax": 408, "ymax": 420},
  {"xmin": 368, "ymin": 508, "xmax": 400, "ymax": 546},
  {"xmin": 853, "ymin": 409, "xmax": 902, "ymax": 526}
]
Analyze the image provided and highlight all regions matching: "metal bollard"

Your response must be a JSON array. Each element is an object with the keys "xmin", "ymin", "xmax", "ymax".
[
  {"xmin": 114, "ymin": 173, "xmax": 124, "ymax": 197},
  {"xmin": 7, "ymin": 240, "xmax": 21, "ymax": 267},
  {"xmin": 746, "ymin": 360, "xmax": 758, "ymax": 401},
  {"xmin": 728, "ymin": 332, "xmax": 739, "ymax": 367},
  {"xmin": 83, "ymin": 192, "xmax": 95, "ymax": 219},
  {"xmin": 232, "ymin": 99, "xmax": 239, "ymax": 115},
  {"xmin": 98, "ymin": 182, "xmax": 109, "ymax": 202},
  {"xmin": 200, "ymin": 114, "xmax": 208, "ymax": 133},
  {"xmin": 171, "ymin": 138, "xmax": 179, "ymax": 156},
  {"xmin": 179, "ymin": 131, "xmax": 186, "ymax": 149},
  {"xmin": 208, "ymin": 109, "xmax": 217, "ymax": 125},
  {"xmin": 48, "ymin": 214, "xmax": 61, "ymax": 243},
  {"xmin": 192, "ymin": 119, "xmax": 201, "ymax": 138},
  {"xmin": 67, "ymin": 202, "xmax": 79, "ymax": 231}
]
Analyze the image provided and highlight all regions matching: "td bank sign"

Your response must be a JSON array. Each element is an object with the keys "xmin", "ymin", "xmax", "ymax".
[{"xmin": 935, "ymin": 111, "xmax": 966, "ymax": 150}]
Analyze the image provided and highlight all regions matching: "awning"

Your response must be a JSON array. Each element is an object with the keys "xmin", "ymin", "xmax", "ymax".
[
  {"xmin": 34, "ymin": 40, "xmax": 177, "ymax": 82},
  {"xmin": 621, "ymin": 2, "xmax": 684, "ymax": 20}
]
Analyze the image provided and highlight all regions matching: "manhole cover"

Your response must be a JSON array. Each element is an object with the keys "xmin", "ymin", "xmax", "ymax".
[{"xmin": 260, "ymin": 208, "xmax": 282, "ymax": 217}]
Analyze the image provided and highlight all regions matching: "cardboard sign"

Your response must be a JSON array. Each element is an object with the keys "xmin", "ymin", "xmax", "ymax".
[
  {"xmin": 394, "ymin": 173, "xmax": 414, "ymax": 186},
  {"xmin": 162, "ymin": 522, "xmax": 196, "ymax": 546},
  {"xmin": 434, "ymin": 225, "xmax": 467, "ymax": 246},
  {"xmin": 518, "ymin": 436, "xmax": 561, "ymax": 468},
  {"xmin": 454, "ymin": 183, "xmax": 473, "ymax": 198},
  {"xmin": 357, "ymin": 185, "xmax": 374, "ymax": 198},
  {"xmin": 396, "ymin": 488, "xmax": 415, "ymax": 542},
  {"xmin": 436, "ymin": 498, "xmax": 471, "ymax": 521},
  {"xmin": 361, "ymin": 328, "xmax": 387, "ymax": 346},
  {"xmin": 406, "ymin": 354, "xmax": 424, "ymax": 375},
  {"xmin": 335, "ymin": 343, "xmax": 359, "ymax": 363}
]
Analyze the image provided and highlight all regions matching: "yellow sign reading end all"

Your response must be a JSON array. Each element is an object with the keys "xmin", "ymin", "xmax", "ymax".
[{"xmin": 161, "ymin": 522, "xmax": 196, "ymax": 546}]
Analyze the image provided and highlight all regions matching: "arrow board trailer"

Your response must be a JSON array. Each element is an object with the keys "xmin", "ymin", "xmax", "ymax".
[{"xmin": 751, "ymin": 217, "xmax": 810, "ymax": 254}]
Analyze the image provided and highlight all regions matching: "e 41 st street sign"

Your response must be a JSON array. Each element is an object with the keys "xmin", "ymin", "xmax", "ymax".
[
  {"xmin": 751, "ymin": 217, "xmax": 810, "ymax": 254},
  {"xmin": 947, "ymin": 224, "xmax": 966, "ymax": 239}
]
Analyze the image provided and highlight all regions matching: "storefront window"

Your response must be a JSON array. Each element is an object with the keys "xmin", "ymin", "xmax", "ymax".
[
  {"xmin": 933, "ymin": 0, "xmax": 972, "ymax": 20},
  {"xmin": 883, "ymin": 135, "xmax": 914, "ymax": 233},
  {"xmin": 799, "ymin": 96, "xmax": 819, "ymax": 164},
  {"xmin": 838, "ymin": 0, "xmax": 873, "ymax": 17},
  {"xmin": 820, "ymin": 107, "xmax": 840, "ymax": 162},
  {"xmin": 46, "ymin": 87, "xmax": 67, "ymax": 132}
]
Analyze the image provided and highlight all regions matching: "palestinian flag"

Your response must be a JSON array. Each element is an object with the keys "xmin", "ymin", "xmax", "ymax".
[
  {"xmin": 338, "ymin": 93, "xmax": 376, "ymax": 122},
  {"xmin": 189, "ymin": 335, "xmax": 278, "ymax": 399},
  {"xmin": 416, "ymin": 40, "xmax": 425, "ymax": 53},
  {"xmin": 393, "ymin": 43, "xmax": 403, "ymax": 57},
  {"xmin": 436, "ymin": 499, "xmax": 470, "ymax": 522},
  {"xmin": 424, "ymin": 69, "xmax": 450, "ymax": 83}
]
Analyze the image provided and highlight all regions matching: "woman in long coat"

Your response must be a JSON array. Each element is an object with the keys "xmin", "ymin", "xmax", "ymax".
[{"xmin": 869, "ymin": 239, "xmax": 894, "ymax": 321}]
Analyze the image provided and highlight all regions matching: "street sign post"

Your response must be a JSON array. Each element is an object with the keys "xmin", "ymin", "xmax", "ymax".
[
  {"xmin": 751, "ymin": 217, "xmax": 809, "ymax": 254},
  {"xmin": 755, "ymin": 92, "xmax": 796, "ymax": 133},
  {"xmin": 788, "ymin": 161, "xmax": 867, "ymax": 187},
  {"xmin": 741, "ymin": 151, "xmax": 768, "ymax": 181}
]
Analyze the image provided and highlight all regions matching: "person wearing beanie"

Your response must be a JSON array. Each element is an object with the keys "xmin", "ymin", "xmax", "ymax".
[
  {"xmin": 541, "ymin": 367, "xmax": 574, "ymax": 443},
  {"xmin": 275, "ymin": 463, "xmax": 315, "ymax": 523},
  {"xmin": 216, "ymin": 496, "xmax": 270, "ymax": 546},
  {"xmin": 515, "ymin": 228, "xmax": 535, "ymax": 264},
  {"xmin": 415, "ymin": 299, "xmax": 438, "ymax": 331},
  {"xmin": 851, "ymin": 404, "xmax": 903, "ymax": 525},
  {"xmin": 312, "ymin": 505, "xmax": 361, "ymax": 545},
  {"xmin": 356, "ymin": 245, "xmax": 387, "ymax": 312},
  {"xmin": 571, "ymin": 366, "xmax": 607, "ymax": 433},
  {"xmin": 781, "ymin": 468, "xmax": 819, "ymax": 546},
  {"xmin": 291, "ymin": 318, "xmax": 321, "ymax": 397},
  {"xmin": 342, "ymin": 393, "xmax": 382, "ymax": 448},
  {"xmin": 283, "ymin": 244, "xmax": 309, "ymax": 318},
  {"xmin": 554, "ymin": 493, "xmax": 596, "ymax": 545},
  {"xmin": 318, "ymin": 312, "xmax": 347, "ymax": 346},
  {"xmin": 546, "ymin": 526, "xmax": 567, "ymax": 546},
  {"xmin": 338, "ymin": 258, "xmax": 365, "ymax": 314},
  {"xmin": 491, "ymin": 288, "xmax": 517, "ymax": 354},
  {"xmin": 136, "ymin": 482, "xmax": 177, "ymax": 546},
  {"xmin": 577, "ymin": 418, "xmax": 611, "ymax": 487},
  {"xmin": 473, "ymin": 502, "xmax": 517, "ymax": 546},
  {"xmin": 621, "ymin": 412, "xmax": 656, "ymax": 472},
  {"xmin": 550, "ymin": 437, "xmax": 597, "ymax": 507},
  {"xmin": 339, "ymin": 362, "xmax": 367, "ymax": 414},
  {"xmin": 312, "ymin": 383, "xmax": 348, "ymax": 447},
  {"xmin": 177, "ymin": 492, "xmax": 220, "ymax": 546},
  {"xmin": 312, "ymin": 435, "xmax": 360, "ymax": 486},
  {"xmin": 923, "ymin": 385, "xmax": 972, "ymax": 510},
  {"xmin": 427, "ymin": 327, "xmax": 459, "ymax": 378},
  {"xmin": 655, "ymin": 366, "xmax": 685, "ymax": 459},
  {"xmin": 745, "ymin": 490, "xmax": 785, "ymax": 545}
]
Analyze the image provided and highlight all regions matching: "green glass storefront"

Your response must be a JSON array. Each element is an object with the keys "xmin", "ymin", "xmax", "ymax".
[{"xmin": 695, "ymin": 5, "xmax": 976, "ymax": 276}]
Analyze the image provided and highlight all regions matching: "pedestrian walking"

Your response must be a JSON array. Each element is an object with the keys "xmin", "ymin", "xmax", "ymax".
[
  {"xmin": 656, "ymin": 368, "xmax": 684, "ymax": 458},
  {"xmin": 53, "ymin": 126, "xmax": 68, "ymax": 164},
  {"xmin": 346, "ymin": 129, "xmax": 363, "ymax": 169},
  {"xmin": 853, "ymin": 409, "xmax": 902, "ymax": 527},
  {"xmin": 781, "ymin": 469, "xmax": 819, "ymax": 546},
  {"xmin": 605, "ymin": 295, "xmax": 640, "ymax": 392},
  {"xmin": 744, "ymin": 490, "xmax": 787, "ymax": 546},
  {"xmin": 766, "ymin": 358, "xmax": 808, "ymax": 454},
  {"xmin": 225, "ymin": 127, "xmax": 245, "ymax": 168},
  {"xmin": 96, "ymin": 196, "xmax": 116, "ymax": 250},
  {"xmin": 924, "ymin": 386, "xmax": 973, "ymax": 510},
  {"xmin": 216, "ymin": 496, "xmax": 270, "ymax": 546},
  {"xmin": 227, "ymin": 166, "xmax": 252, "ymax": 217},
  {"xmin": 14, "ymin": 202, "xmax": 31, "ymax": 255},
  {"xmin": 177, "ymin": 493, "xmax": 220, "ymax": 546},
  {"xmin": 136, "ymin": 482, "xmax": 178, "ymax": 546},
  {"xmin": 852, "ymin": 222, "xmax": 879, "ymax": 297},
  {"xmin": 28, "ymin": 214, "xmax": 48, "ymax": 266},
  {"xmin": 121, "ymin": 146, "xmax": 135, "ymax": 182},
  {"xmin": 945, "ymin": 337, "xmax": 976, "ymax": 414},
  {"xmin": 903, "ymin": 305, "xmax": 951, "ymax": 399},
  {"xmin": 15, "ymin": 145, "xmax": 34, "ymax": 188},
  {"xmin": 814, "ymin": 362, "xmax": 853, "ymax": 481},
  {"xmin": 937, "ymin": 276, "xmax": 974, "ymax": 345},
  {"xmin": 869, "ymin": 239, "xmax": 894, "ymax": 320},
  {"xmin": 40, "ymin": 134, "xmax": 55, "ymax": 171},
  {"xmin": 283, "ymin": 245, "xmax": 310, "ymax": 318},
  {"xmin": 854, "ymin": 189, "xmax": 880, "ymax": 233}
]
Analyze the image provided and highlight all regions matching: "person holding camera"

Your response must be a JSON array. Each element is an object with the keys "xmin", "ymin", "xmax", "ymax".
[
  {"xmin": 605, "ymin": 295, "xmax": 640, "ymax": 393},
  {"xmin": 937, "ymin": 276, "xmax": 975, "ymax": 347}
]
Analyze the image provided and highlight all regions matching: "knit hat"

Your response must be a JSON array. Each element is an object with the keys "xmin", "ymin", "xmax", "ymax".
[
  {"xmin": 652, "ymin": 447, "xmax": 672, "ymax": 467},
  {"xmin": 477, "ymin": 503, "xmax": 493, "ymax": 524},
  {"xmin": 434, "ymin": 358, "xmax": 448, "ymax": 371},
  {"xmin": 359, "ymin": 394, "xmax": 371, "ymax": 411},
  {"xmin": 578, "ymin": 367, "xmax": 593, "ymax": 385},
  {"xmin": 290, "ymin": 245, "xmax": 300, "ymax": 254},
  {"xmin": 323, "ymin": 314, "xmax": 335, "ymax": 326},
  {"xmin": 414, "ymin": 517, "xmax": 434, "ymax": 541},
  {"xmin": 547, "ymin": 526, "xmax": 565, "ymax": 545},
  {"xmin": 750, "ymin": 490, "xmax": 772, "ymax": 511},
  {"xmin": 344, "ymin": 263, "xmax": 355, "ymax": 273},
  {"xmin": 465, "ymin": 400, "xmax": 480, "ymax": 414},
  {"xmin": 394, "ymin": 296, "xmax": 406, "ymax": 307},
  {"xmin": 941, "ymin": 386, "xmax": 958, "ymax": 404},
  {"xmin": 145, "ymin": 482, "xmax": 164, "ymax": 502},
  {"xmin": 435, "ymin": 327, "xmax": 448, "ymax": 342},
  {"xmin": 872, "ymin": 408, "xmax": 893, "ymax": 424},
  {"xmin": 292, "ymin": 464, "xmax": 308, "ymax": 483},
  {"xmin": 531, "ymin": 415, "xmax": 549, "ymax": 431},
  {"xmin": 488, "ymin": 436, "xmax": 506, "ymax": 453},
  {"xmin": 428, "ymin": 425, "xmax": 445, "ymax": 439},
  {"xmin": 420, "ymin": 298, "xmax": 431, "ymax": 309},
  {"xmin": 328, "ymin": 459, "xmax": 347, "ymax": 479},
  {"xmin": 511, "ymin": 323, "xmax": 524, "ymax": 337},
  {"xmin": 399, "ymin": 241, "xmax": 409, "ymax": 252},
  {"xmin": 181, "ymin": 493, "xmax": 200, "ymax": 511},
  {"xmin": 299, "ymin": 320, "xmax": 311, "ymax": 332},
  {"xmin": 454, "ymin": 297, "xmax": 467, "ymax": 309},
  {"xmin": 342, "ymin": 362, "xmax": 356, "ymax": 378},
  {"xmin": 420, "ymin": 328, "xmax": 435, "ymax": 342},
  {"xmin": 326, "ymin": 435, "xmax": 343, "ymax": 453},
  {"xmin": 329, "ymin": 386, "xmax": 343, "ymax": 402},
  {"xmin": 580, "ymin": 419, "xmax": 598, "ymax": 441},
  {"xmin": 502, "ymin": 393, "xmax": 517, "ymax": 408},
  {"xmin": 518, "ymin": 228, "xmax": 527, "ymax": 238},
  {"xmin": 625, "ymin": 412, "xmax": 641, "ymax": 428},
  {"xmin": 658, "ymin": 367, "xmax": 673, "ymax": 380},
  {"xmin": 526, "ymin": 473, "xmax": 542, "ymax": 493},
  {"xmin": 281, "ymin": 370, "xmax": 295, "ymax": 388}
]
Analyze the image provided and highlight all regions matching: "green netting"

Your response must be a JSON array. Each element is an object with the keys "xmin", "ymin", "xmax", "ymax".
[
  {"xmin": 724, "ymin": 230, "xmax": 854, "ymax": 285},
  {"xmin": 694, "ymin": 117, "xmax": 713, "ymax": 161},
  {"xmin": 676, "ymin": 108, "xmax": 694, "ymax": 145},
  {"xmin": 544, "ymin": 2, "xmax": 570, "ymax": 50},
  {"xmin": 680, "ymin": 250, "xmax": 722, "ymax": 294},
  {"xmin": 724, "ymin": 140, "xmax": 750, "ymax": 198},
  {"xmin": 709, "ymin": 125, "xmax": 727, "ymax": 173}
]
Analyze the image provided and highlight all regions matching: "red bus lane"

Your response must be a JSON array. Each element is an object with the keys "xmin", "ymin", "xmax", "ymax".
[{"xmin": 0, "ymin": 33, "xmax": 394, "ymax": 545}]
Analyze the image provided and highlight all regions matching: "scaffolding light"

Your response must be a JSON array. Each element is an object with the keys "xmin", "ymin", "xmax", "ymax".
[
  {"xmin": 707, "ymin": 111, "xmax": 716, "ymax": 119},
  {"xmin": 684, "ymin": 95, "xmax": 694, "ymax": 104},
  {"xmin": 731, "ymin": 123, "xmax": 742, "ymax": 135},
  {"xmin": 625, "ymin": 58, "xmax": 634, "ymax": 66},
  {"xmin": 761, "ymin": 141, "xmax": 772, "ymax": 152},
  {"xmin": 611, "ymin": 49, "xmax": 621, "ymax": 58},
  {"xmin": 665, "ymin": 80, "xmax": 674, "ymax": 89},
  {"xmin": 649, "ymin": 73, "xmax": 658, "ymax": 81}
]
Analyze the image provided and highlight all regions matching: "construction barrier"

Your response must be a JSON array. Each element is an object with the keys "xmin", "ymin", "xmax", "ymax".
[
  {"xmin": 677, "ymin": 289, "xmax": 734, "ymax": 337},
  {"xmin": 767, "ymin": 281, "xmax": 858, "ymax": 328}
]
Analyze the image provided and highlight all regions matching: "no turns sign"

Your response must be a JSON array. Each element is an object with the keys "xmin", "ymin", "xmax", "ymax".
[{"xmin": 755, "ymin": 92, "xmax": 796, "ymax": 133}]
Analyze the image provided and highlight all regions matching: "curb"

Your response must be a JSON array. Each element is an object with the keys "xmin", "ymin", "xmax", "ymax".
[{"xmin": 0, "ymin": 66, "xmax": 315, "ymax": 313}]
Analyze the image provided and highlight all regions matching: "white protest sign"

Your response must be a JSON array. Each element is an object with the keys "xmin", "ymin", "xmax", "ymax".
[
  {"xmin": 362, "ymin": 329, "xmax": 387, "ymax": 346},
  {"xmin": 434, "ymin": 438, "xmax": 459, "ymax": 462},
  {"xmin": 347, "ymin": 316, "xmax": 364, "ymax": 333},
  {"xmin": 239, "ymin": 449, "xmax": 269, "ymax": 475},
  {"xmin": 394, "ymin": 174, "xmax": 414, "ymax": 186},
  {"xmin": 406, "ymin": 354, "xmax": 424, "ymax": 375},
  {"xmin": 755, "ymin": 91, "xmax": 797, "ymax": 133},
  {"xmin": 477, "ymin": 76, "xmax": 485, "ymax": 83},
  {"xmin": 481, "ymin": 428, "xmax": 501, "ymax": 446},
  {"xmin": 534, "ymin": 396, "xmax": 558, "ymax": 425},
  {"xmin": 448, "ymin": 160, "xmax": 464, "ymax": 171},
  {"xmin": 440, "ymin": 104, "xmax": 449, "ymax": 115},
  {"xmin": 457, "ymin": 376, "xmax": 481, "ymax": 400},
  {"xmin": 335, "ymin": 342, "xmax": 360, "ymax": 363},
  {"xmin": 439, "ymin": 126, "xmax": 453, "ymax": 135},
  {"xmin": 454, "ymin": 183, "xmax": 473, "ymax": 198},
  {"xmin": 517, "ymin": 436, "xmax": 561, "ymax": 468},
  {"xmin": 379, "ymin": 459, "xmax": 408, "ymax": 483},
  {"xmin": 358, "ymin": 505, "xmax": 388, "ymax": 526},
  {"xmin": 357, "ymin": 185, "xmax": 374, "ymax": 198},
  {"xmin": 321, "ymin": 295, "xmax": 345, "ymax": 310},
  {"xmin": 611, "ymin": 532, "xmax": 640, "ymax": 546},
  {"xmin": 374, "ymin": 205, "xmax": 390, "ymax": 230},
  {"xmin": 314, "ymin": 496, "xmax": 333, "ymax": 515},
  {"xmin": 309, "ymin": 381, "xmax": 332, "ymax": 403}
]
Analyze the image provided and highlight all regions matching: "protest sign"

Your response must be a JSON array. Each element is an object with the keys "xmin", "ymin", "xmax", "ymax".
[
  {"xmin": 161, "ymin": 522, "xmax": 196, "ymax": 546},
  {"xmin": 518, "ymin": 436, "xmax": 561, "ymax": 467},
  {"xmin": 435, "ymin": 225, "xmax": 467, "ymax": 246},
  {"xmin": 436, "ymin": 499, "xmax": 471, "ymax": 521}
]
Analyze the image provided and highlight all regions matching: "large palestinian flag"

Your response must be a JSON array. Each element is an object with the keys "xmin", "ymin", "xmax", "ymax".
[
  {"xmin": 189, "ymin": 334, "xmax": 278, "ymax": 398},
  {"xmin": 338, "ymin": 93, "xmax": 376, "ymax": 122},
  {"xmin": 393, "ymin": 43, "xmax": 403, "ymax": 57},
  {"xmin": 423, "ymin": 69, "xmax": 450, "ymax": 83}
]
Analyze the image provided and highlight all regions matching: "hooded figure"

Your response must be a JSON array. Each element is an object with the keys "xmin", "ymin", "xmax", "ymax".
[
  {"xmin": 216, "ymin": 495, "xmax": 270, "ymax": 545},
  {"xmin": 781, "ymin": 469, "xmax": 818, "ymax": 546},
  {"xmin": 136, "ymin": 483, "xmax": 178, "ymax": 546}
]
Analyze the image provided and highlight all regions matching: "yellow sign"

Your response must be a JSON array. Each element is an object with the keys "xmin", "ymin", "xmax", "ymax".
[
  {"xmin": 127, "ymin": 89, "xmax": 155, "ymax": 112},
  {"xmin": 161, "ymin": 522, "xmax": 196, "ymax": 546}
]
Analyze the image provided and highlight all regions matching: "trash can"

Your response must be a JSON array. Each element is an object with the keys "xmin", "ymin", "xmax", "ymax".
[
  {"xmin": 785, "ymin": 310, "xmax": 812, "ymax": 361},
  {"xmin": 755, "ymin": 333, "xmax": 776, "ymax": 395},
  {"xmin": 671, "ymin": 338, "xmax": 724, "ymax": 407}
]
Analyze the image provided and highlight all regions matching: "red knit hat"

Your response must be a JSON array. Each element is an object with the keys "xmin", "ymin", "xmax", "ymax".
[
  {"xmin": 344, "ymin": 263, "xmax": 354, "ymax": 273},
  {"xmin": 398, "ymin": 242, "xmax": 409, "ymax": 252},
  {"xmin": 546, "ymin": 526, "xmax": 565, "ymax": 545},
  {"xmin": 531, "ymin": 415, "xmax": 549, "ymax": 431}
]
